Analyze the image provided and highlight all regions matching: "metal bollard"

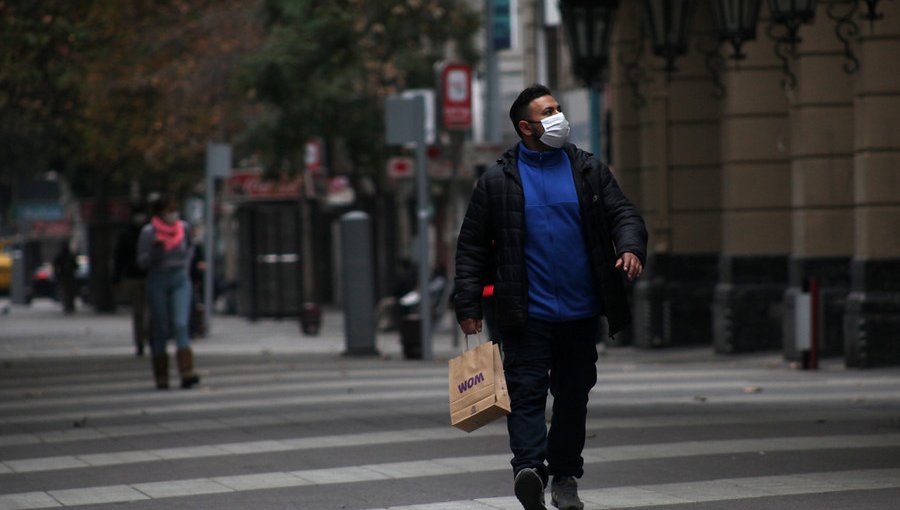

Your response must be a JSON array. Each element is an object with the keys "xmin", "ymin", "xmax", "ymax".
[{"xmin": 340, "ymin": 211, "xmax": 378, "ymax": 356}]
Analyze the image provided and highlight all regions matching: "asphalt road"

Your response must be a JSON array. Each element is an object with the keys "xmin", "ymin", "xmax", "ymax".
[{"xmin": 1, "ymin": 301, "xmax": 900, "ymax": 509}]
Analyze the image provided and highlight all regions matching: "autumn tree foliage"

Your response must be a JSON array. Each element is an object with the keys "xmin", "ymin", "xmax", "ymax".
[
  {"xmin": 76, "ymin": 0, "xmax": 266, "ymax": 195},
  {"xmin": 1, "ymin": 0, "xmax": 479, "ymax": 197},
  {"xmin": 0, "ymin": 1, "xmax": 91, "ymax": 181}
]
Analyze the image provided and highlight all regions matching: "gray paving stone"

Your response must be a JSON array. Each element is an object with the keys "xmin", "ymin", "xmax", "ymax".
[
  {"xmin": 48, "ymin": 485, "xmax": 148, "ymax": 506},
  {"xmin": 212, "ymin": 473, "xmax": 311, "ymax": 491},
  {"xmin": 0, "ymin": 491, "xmax": 60, "ymax": 510},
  {"xmin": 132, "ymin": 478, "xmax": 233, "ymax": 498},
  {"xmin": 78, "ymin": 450, "xmax": 160, "ymax": 467},
  {"xmin": 291, "ymin": 466, "xmax": 391, "ymax": 485},
  {"xmin": 6, "ymin": 456, "xmax": 89, "ymax": 473}
]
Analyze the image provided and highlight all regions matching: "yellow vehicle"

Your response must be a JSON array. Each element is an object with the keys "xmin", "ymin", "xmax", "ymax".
[{"xmin": 0, "ymin": 241, "xmax": 11, "ymax": 294}]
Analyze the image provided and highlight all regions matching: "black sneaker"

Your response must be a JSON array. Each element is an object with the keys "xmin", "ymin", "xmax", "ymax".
[
  {"xmin": 514, "ymin": 468, "xmax": 546, "ymax": 510},
  {"xmin": 550, "ymin": 476, "xmax": 584, "ymax": 510}
]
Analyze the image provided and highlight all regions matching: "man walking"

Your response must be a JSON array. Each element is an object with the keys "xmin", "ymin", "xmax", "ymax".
[{"xmin": 454, "ymin": 84, "xmax": 647, "ymax": 510}]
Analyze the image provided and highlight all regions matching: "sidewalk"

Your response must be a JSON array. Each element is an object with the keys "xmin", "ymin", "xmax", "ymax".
[
  {"xmin": 0, "ymin": 298, "xmax": 467, "ymax": 361},
  {"xmin": 0, "ymin": 297, "xmax": 823, "ymax": 372}
]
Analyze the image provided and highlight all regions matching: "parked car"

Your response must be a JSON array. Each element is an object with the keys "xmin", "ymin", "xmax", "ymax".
[
  {"xmin": 31, "ymin": 262, "xmax": 56, "ymax": 299},
  {"xmin": 29, "ymin": 255, "xmax": 90, "ymax": 302}
]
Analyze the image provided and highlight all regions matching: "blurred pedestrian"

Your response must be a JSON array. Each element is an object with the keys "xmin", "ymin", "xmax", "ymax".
[
  {"xmin": 188, "ymin": 241, "xmax": 206, "ymax": 338},
  {"xmin": 52, "ymin": 242, "xmax": 77, "ymax": 314},
  {"xmin": 114, "ymin": 204, "xmax": 149, "ymax": 356},
  {"xmin": 454, "ymin": 85, "xmax": 647, "ymax": 510},
  {"xmin": 138, "ymin": 195, "xmax": 201, "ymax": 390}
]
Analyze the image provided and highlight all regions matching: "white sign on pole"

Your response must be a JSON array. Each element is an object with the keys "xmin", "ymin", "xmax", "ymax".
[
  {"xmin": 206, "ymin": 143, "xmax": 232, "ymax": 177},
  {"xmin": 401, "ymin": 89, "xmax": 435, "ymax": 145}
]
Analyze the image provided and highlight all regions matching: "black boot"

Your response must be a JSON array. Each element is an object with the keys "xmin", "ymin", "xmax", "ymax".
[
  {"xmin": 177, "ymin": 348, "xmax": 200, "ymax": 389},
  {"xmin": 152, "ymin": 355, "xmax": 169, "ymax": 390}
]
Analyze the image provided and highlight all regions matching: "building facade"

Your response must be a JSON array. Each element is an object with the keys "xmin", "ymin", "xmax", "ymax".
[{"xmin": 488, "ymin": 0, "xmax": 899, "ymax": 366}]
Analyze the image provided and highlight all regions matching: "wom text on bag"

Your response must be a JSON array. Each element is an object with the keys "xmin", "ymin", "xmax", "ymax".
[{"xmin": 457, "ymin": 372, "xmax": 485, "ymax": 394}]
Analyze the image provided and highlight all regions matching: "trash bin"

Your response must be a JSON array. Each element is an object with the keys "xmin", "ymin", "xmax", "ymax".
[
  {"xmin": 400, "ymin": 314, "xmax": 422, "ymax": 359},
  {"xmin": 300, "ymin": 302, "xmax": 322, "ymax": 336}
]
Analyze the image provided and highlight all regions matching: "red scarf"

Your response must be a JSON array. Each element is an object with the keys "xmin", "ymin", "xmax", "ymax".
[{"xmin": 151, "ymin": 216, "xmax": 184, "ymax": 252}]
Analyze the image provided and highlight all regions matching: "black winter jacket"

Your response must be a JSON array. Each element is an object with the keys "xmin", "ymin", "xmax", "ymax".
[{"xmin": 453, "ymin": 143, "xmax": 648, "ymax": 336}]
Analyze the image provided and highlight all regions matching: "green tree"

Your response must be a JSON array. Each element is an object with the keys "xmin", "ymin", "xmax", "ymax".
[
  {"xmin": 240, "ymin": 0, "xmax": 479, "ymax": 182},
  {"xmin": 0, "ymin": 1, "xmax": 92, "ymax": 182},
  {"xmin": 75, "ymin": 0, "xmax": 265, "ymax": 196},
  {"xmin": 0, "ymin": 1, "xmax": 266, "ymax": 197}
]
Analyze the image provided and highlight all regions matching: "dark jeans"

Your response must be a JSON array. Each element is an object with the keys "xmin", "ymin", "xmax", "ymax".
[
  {"xmin": 501, "ymin": 315, "xmax": 599, "ymax": 482},
  {"xmin": 146, "ymin": 268, "xmax": 192, "ymax": 357}
]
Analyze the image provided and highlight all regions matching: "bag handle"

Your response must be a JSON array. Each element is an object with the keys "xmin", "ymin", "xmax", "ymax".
[{"xmin": 463, "ymin": 332, "xmax": 487, "ymax": 353}]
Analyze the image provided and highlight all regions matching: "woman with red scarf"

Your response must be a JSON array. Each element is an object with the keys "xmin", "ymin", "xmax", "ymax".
[{"xmin": 137, "ymin": 195, "xmax": 201, "ymax": 390}]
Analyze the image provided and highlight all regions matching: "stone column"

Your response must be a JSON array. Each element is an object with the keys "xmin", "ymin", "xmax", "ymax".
[
  {"xmin": 609, "ymin": 0, "xmax": 644, "ymax": 345},
  {"xmin": 844, "ymin": 1, "xmax": 900, "ymax": 367},
  {"xmin": 713, "ymin": 5, "xmax": 792, "ymax": 353},
  {"xmin": 656, "ymin": 6, "xmax": 722, "ymax": 348},
  {"xmin": 625, "ymin": 5, "xmax": 723, "ymax": 348},
  {"xmin": 782, "ymin": 9, "xmax": 855, "ymax": 361}
]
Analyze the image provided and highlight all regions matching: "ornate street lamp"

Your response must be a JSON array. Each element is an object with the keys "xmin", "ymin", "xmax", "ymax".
[
  {"xmin": 860, "ymin": 0, "xmax": 884, "ymax": 23},
  {"xmin": 767, "ymin": 0, "xmax": 817, "ymax": 44},
  {"xmin": 559, "ymin": 0, "xmax": 619, "ymax": 159},
  {"xmin": 559, "ymin": 0, "xmax": 619, "ymax": 86},
  {"xmin": 642, "ymin": 0, "xmax": 693, "ymax": 73},
  {"xmin": 710, "ymin": 0, "xmax": 763, "ymax": 59},
  {"xmin": 765, "ymin": 0, "xmax": 817, "ymax": 88}
]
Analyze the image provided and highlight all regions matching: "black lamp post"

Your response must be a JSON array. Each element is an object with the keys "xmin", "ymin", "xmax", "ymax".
[
  {"xmin": 642, "ymin": 0, "xmax": 693, "ymax": 73},
  {"xmin": 767, "ymin": 0, "xmax": 817, "ymax": 44},
  {"xmin": 710, "ymin": 0, "xmax": 763, "ymax": 59},
  {"xmin": 861, "ymin": 0, "xmax": 884, "ymax": 22},
  {"xmin": 559, "ymin": 0, "xmax": 619, "ymax": 86},
  {"xmin": 765, "ymin": 0, "xmax": 817, "ymax": 88}
]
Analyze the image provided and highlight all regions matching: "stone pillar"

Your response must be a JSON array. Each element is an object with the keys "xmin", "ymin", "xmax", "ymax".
[
  {"xmin": 658, "ymin": 6, "xmax": 722, "ymax": 348},
  {"xmin": 713, "ymin": 5, "xmax": 791, "ymax": 353},
  {"xmin": 609, "ymin": 0, "xmax": 644, "ymax": 345},
  {"xmin": 782, "ymin": 9, "xmax": 855, "ymax": 361},
  {"xmin": 844, "ymin": 1, "xmax": 900, "ymax": 368},
  {"xmin": 632, "ymin": 6, "xmax": 723, "ymax": 349}
]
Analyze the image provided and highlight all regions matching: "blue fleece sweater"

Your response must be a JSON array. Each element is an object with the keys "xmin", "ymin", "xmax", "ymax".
[{"xmin": 518, "ymin": 143, "xmax": 599, "ymax": 322}]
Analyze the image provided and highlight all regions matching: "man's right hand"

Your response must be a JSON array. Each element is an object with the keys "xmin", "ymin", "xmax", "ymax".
[{"xmin": 459, "ymin": 318, "xmax": 483, "ymax": 335}]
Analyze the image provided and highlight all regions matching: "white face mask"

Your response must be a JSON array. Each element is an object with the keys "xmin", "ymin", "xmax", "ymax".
[
  {"xmin": 538, "ymin": 112, "xmax": 570, "ymax": 148},
  {"xmin": 163, "ymin": 212, "xmax": 179, "ymax": 224}
]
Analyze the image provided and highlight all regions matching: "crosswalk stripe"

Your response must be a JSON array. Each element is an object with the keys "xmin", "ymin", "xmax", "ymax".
[
  {"xmin": 4, "ymin": 358, "xmax": 895, "ymax": 399},
  {"xmin": 0, "ymin": 406, "xmax": 885, "ymax": 448},
  {"xmin": 4, "ymin": 389, "xmax": 900, "ymax": 474},
  {"xmin": 369, "ymin": 468, "xmax": 900, "ymax": 510},
  {"xmin": 5, "ymin": 361, "xmax": 850, "ymax": 393},
  {"xmin": 4, "ymin": 384, "xmax": 900, "ymax": 427},
  {"xmin": 7, "ymin": 373, "xmax": 900, "ymax": 412},
  {"xmin": 1, "ymin": 454, "xmax": 898, "ymax": 509},
  {"xmin": 3, "ymin": 432, "xmax": 899, "ymax": 488}
]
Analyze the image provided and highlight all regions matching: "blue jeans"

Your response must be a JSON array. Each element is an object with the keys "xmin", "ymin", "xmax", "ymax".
[
  {"xmin": 146, "ymin": 268, "xmax": 192, "ymax": 356},
  {"xmin": 501, "ymin": 316, "xmax": 599, "ymax": 482}
]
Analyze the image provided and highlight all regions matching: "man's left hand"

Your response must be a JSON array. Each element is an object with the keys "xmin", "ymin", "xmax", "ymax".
[{"xmin": 615, "ymin": 252, "xmax": 643, "ymax": 281}]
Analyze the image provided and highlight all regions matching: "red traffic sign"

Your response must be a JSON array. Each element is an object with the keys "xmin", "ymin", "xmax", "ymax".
[
  {"xmin": 387, "ymin": 157, "xmax": 415, "ymax": 179},
  {"xmin": 442, "ymin": 63, "xmax": 472, "ymax": 131}
]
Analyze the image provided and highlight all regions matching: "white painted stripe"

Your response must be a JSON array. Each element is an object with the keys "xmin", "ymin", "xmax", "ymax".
[
  {"xmin": 0, "ymin": 492, "xmax": 61, "ymax": 509},
  {"xmin": 47, "ymin": 485, "xmax": 148, "ymax": 506},
  {"xmin": 380, "ymin": 469, "xmax": 900, "ymax": 510},
  {"xmin": 3, "ymin": 429, "xmax": 899, "ymax": 477},
  {"xmin": 5, "ymin": 384, "xmax": 900, "ymax": 427},
  {"xmin": 0, "ymin": 388, "xmax": 448, "ymax": 425},
  {"xmin": 0, "ymin": 405, "xmax": 890, "ymax": 448},
  {"xmin": 1, "ymin": 462, "xmax": 898, "ymax": 510},
  {"xmin": 5, "ymin": 370, "xmax": 899, "ymax": 413},
  {"xmin": 9, "ymin": 363, "xmax": 863, "ymax": 397}
]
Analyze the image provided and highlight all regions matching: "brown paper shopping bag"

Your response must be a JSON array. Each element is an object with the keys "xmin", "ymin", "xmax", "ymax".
[{"xmin": 448, "ymin": 336, "xmax": 511, "ymax": 432}]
